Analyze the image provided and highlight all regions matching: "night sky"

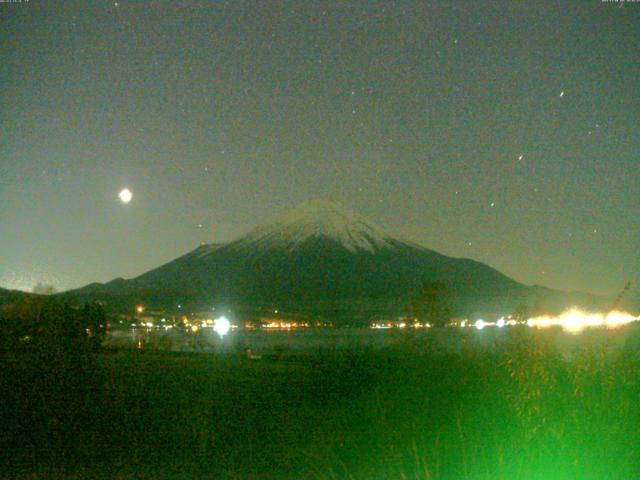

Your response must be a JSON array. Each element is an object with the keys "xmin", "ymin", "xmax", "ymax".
[{"xmin": 1, "ymin": 1, "xmax": 638, "ymax": 296}]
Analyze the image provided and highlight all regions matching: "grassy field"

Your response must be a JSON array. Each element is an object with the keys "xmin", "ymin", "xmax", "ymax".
[{"xmin": 2, "ymin": 326, "xmax": 640, "ymax": 479}]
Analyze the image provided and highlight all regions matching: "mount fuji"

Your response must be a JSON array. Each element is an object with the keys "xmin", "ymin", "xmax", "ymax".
[{"xmin": 65, "ymin": 200, "xmax": 597, "ymax": 320}]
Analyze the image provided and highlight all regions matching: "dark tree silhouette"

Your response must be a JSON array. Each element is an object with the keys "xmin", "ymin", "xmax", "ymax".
[
  {"xmin": 80, "ymin": 302, "xmax": 107, "ymax": 351},
  {"xmin": 0, "ymin": 298, "xmax": 104, "ymax": 472},
  {"xmin": 0, "ymin": 298, "xmax": 106, "ymax": 352},
  {"xmin": 409, "ymin": 281, "xmax": 452, "ymax": 327},
  {"xmin": 513, "ymin": 302, "xmax": 531, "ymax": 322}
]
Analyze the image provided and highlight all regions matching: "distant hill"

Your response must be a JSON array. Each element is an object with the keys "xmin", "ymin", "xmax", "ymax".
[
  {"xmin": 64, "ymin": 200, "xmax": 607, "ymax": 321},
  {"xmin": 0, "ymin": 288, "xmax": 37, "ymax": 305}
]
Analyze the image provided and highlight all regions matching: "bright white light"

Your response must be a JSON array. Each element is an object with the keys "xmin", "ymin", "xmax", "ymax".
[
  {"xmin": 118, "ymin": 188, "xmax": 133, "ymax": 204},
  {"xmin": 605, "ymin": 310, "xmax": 637, "ymax": 328},
  {"xmin": 526, "ymin": 308, "xmax": 638, "ymax": 334},
  {"xmin": 214, "ymin": 316, "xmax": 231, "ymax": 338},
  {"xmin": 496, "ymin": 317, "xmax": 505, "ymax": 328},
  {"xmin": 475, "ymin": 319, "xmax": 485, "ymax": 330}
]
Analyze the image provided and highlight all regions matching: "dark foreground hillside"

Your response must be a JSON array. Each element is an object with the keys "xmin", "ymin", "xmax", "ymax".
[{"xmin": 2, "ymin": 327, "xmax": 640, "ymax": 479}]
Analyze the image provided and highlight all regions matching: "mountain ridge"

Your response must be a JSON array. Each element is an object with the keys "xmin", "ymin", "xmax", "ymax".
[{"xmin": 63, "ymin": 200, "xmax": 607, "ymax": 318}]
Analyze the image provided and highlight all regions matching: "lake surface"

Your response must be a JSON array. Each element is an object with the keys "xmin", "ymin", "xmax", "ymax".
[{"xmin": 105, "ymin": 323, "xmax": 640, "ymax": 356}]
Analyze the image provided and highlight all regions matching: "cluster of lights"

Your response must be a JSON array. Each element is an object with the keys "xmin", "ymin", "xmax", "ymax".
[
  {"xmin": 464, "ymin": 309, "xmax": 638, "ymax": 333},
  {"xmin": 370, "ymin": 322, "xmax": 432, "ymax": 329},
  {"xmin": 466, "ymin": 318, "xmax": 518, "ymax": 330},
  {"xmin": 369, "ymin": 309, "xmax": 638, "ymax": 333},
  {"xmin": 263, "ymin": 321, "xmax": 310, "ymax": 329},
  {"xmin": 526, "ymin": 308, "xmax": 638, "ymax": 334},
  {"xmin": 131, "ymin": 312, "xmax": 235, "ymax": 337},
  {"xmin": 183, "ymin": 316, "xmax": 233, "ymax": 338},
  {"xmin": 130, "ymin": 305, "xmax": 637, "ymax": 337},
  {"xmin": 370, "ymin": 322, "xmax": 394, "ymax": 329},
  {"xmin": 131, "ymin": 320, "xmax": 174, "ymax": 331}
]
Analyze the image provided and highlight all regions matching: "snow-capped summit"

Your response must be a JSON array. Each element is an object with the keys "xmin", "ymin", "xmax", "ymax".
[{"xmin": 230, "ymin": 199, "xmax": 400, "ymax": 253}]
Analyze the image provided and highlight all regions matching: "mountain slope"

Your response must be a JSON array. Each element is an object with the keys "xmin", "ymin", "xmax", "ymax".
[{"xmin": 66, "ymin": 200, "xmax": 602, "ymax": 317}]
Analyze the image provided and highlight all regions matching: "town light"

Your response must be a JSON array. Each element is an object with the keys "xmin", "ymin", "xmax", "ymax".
[
  {"xmin": 526, "ymin": 308, "xmax": 638, "ymax": 333},
  {"xmin": 214, "ymin": 316, "xmax": 231, "ymax": 338}
]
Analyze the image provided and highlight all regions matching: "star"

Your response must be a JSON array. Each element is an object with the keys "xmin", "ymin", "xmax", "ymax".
[
  {"xmin": 559, "ymin": 90, "xmax": 565, "ymax": 97},
  {"xmin": 518, "ymin": 154, "xmax": 523, "ymax": 161}
]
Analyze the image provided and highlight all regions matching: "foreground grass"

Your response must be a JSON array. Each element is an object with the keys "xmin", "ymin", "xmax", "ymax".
[{"xmin": 2, "ymin": 327, "xmax": 640, "ymax": 479}]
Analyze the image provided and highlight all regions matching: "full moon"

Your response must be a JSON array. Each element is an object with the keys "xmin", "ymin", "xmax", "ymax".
[{"xmin": 118, "ymin": 188, "xmax": 133, "ymax": 204}]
